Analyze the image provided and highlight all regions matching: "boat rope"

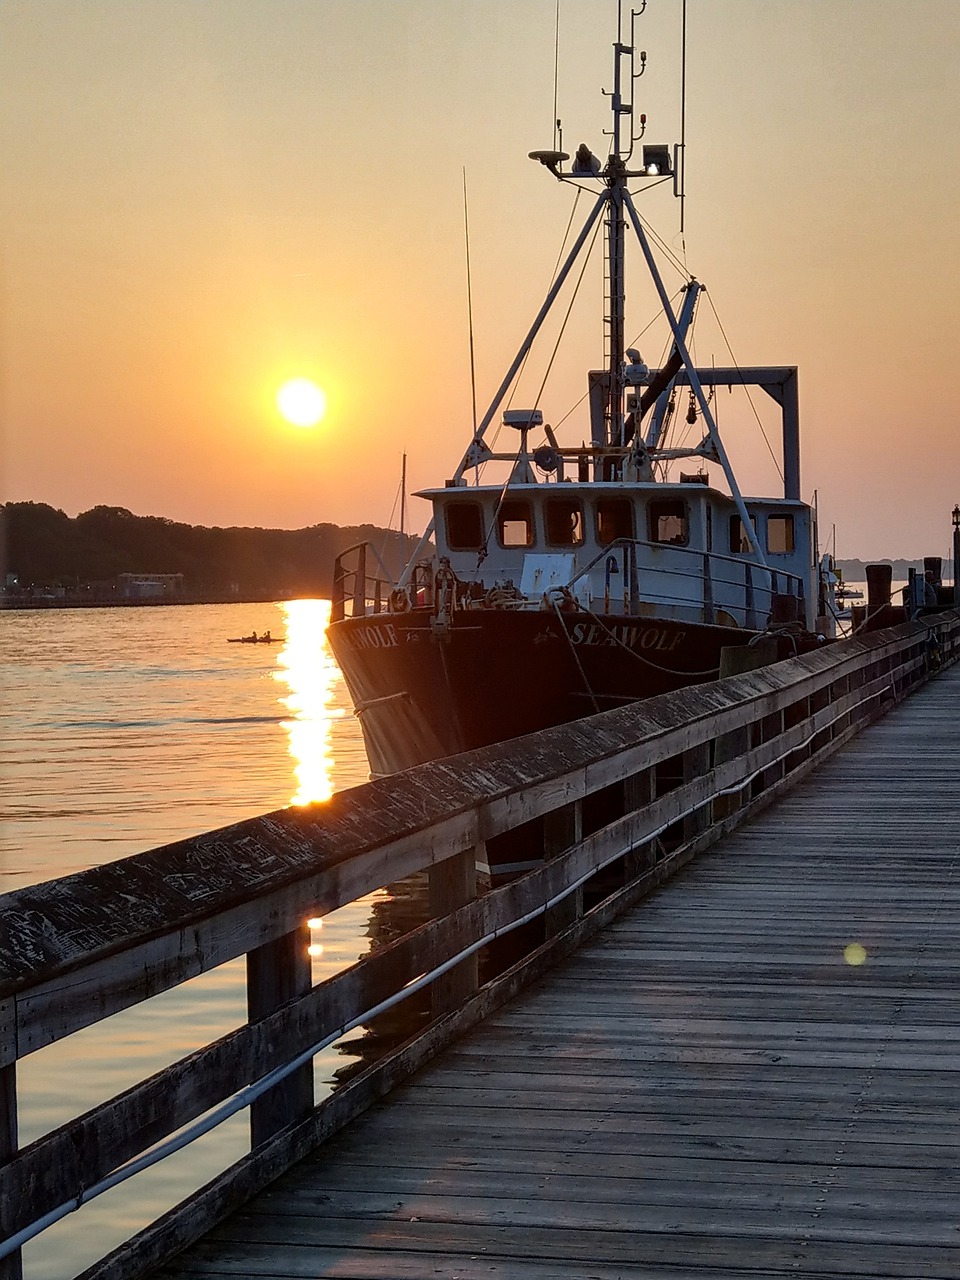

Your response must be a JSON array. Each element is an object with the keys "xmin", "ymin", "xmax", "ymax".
[
  {"xmin": 573, "ymin": 603, "xmax": 722, "ymax": 678},
  {"xmin": 552, "ymin": 596, "xmax": 600, "ymax": 713}
]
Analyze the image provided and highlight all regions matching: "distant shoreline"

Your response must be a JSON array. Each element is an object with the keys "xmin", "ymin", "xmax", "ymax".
[{"xmin": 0, "ymin": 593, "xmax": 301, "ymax": 612}]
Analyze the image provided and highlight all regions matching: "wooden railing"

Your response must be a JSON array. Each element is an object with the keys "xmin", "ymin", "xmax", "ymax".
[{"xmin": 1, "ymin": 613, "xmax": 958, "ymax": 1280}]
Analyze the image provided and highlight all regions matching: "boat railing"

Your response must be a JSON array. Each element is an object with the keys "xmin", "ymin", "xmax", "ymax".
[
  {"xmin": 331, "ymin": 544, "xmax": 436, "ymax": 621},
  {"xmin": 564, "ymin": 538, "xmax": 806, "ymax": 628}
]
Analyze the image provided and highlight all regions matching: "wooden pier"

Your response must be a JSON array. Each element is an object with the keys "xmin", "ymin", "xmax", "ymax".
[
  {"xmin": 2, "ymin": 613, "xmax": 959, "ymax": 1279},
  {"xmin": 157, "ymin": 655, "xmax": 960, "ymax": 1278}
]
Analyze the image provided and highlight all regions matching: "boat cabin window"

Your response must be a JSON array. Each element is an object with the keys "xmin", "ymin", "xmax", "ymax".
[
  {"xmin": 545, "ymin": 497, "xmax": 584, "ymax": 547},
  {"xmin": 445, "ymin": 502, "xmax": 484, "ymax": 551},
  {"xmin": 767, "ymin": 514, "xmax": 795, "ymax": 554},
  {"xmin": 497, "ymin": 500, "xmax": 534, "ymax": 548},
  {"xmin": 596, "ymin": 497, "xmax": 634, "ymax": 545},
  {"xmin": 729, "ymin": 515, "xmax": 757, "ymax": 554},
  {"xmin": 648, "ymin": 499, "xmax": 688, "ymax": 546}
]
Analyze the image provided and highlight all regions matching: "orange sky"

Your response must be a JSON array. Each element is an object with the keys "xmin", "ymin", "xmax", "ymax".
[{"xmin": 2, "ymin": 0, "xmax": 959, "ymax": 560}]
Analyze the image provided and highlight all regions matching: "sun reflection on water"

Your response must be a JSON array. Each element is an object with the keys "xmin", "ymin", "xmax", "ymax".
[{"xmin": 274, "ymin": 599, "xmax": 344, "ymax": 804}]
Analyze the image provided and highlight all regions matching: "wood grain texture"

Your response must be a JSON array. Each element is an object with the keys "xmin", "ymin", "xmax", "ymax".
[
  {"xmin": 4, "ymin": 615, "xmax": 955, "ymax": 1277},
  {"xmin": 152, "ymin": 659, "xmax": 960, "ymax": 1279}
]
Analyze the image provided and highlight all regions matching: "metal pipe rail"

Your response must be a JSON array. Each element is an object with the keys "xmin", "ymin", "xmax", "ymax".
[
  {"xmin": 566, "ymin": 535, "xmax": 805, "ymax": 624},
  {"xmin": 1, "ymin": 612, "xmax": 957, "ymax": 1280}
]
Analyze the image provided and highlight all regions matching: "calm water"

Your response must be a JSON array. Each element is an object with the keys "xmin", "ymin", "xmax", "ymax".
[{"xmin": 0, "ymin": 601, "xmax": 386, "ymax": 1279}]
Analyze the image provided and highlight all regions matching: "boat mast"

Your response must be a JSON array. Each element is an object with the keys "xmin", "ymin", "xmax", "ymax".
[
  {"xmin": 604, "ymin": 10, "xmax": 629, "ymax": 447},
  {"xmin": 396, "ymin": 0, "xmax": 772, "ymax": 585}
]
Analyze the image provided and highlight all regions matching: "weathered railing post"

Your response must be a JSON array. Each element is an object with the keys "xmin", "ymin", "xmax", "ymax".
[
  {"xmin": 429, "ymin": 849, "xmax": 479, "ymax": 1017},
  {"xmin": 0, "ymin": 1054, "xmax": 21, "ymax": 1280},
  {"xmin": 544, "ymin": 802, "xmax": 583, "ymax": 934},
  {"xmin": 683, "ymin": 743, "xmax": 712, "ymax": 841},
  {"xmin": 246, "ymin": 925, "xmax": 313, "ymax": 1148},
  {"xmin": 624, "ymin": 768, "xmax": 658, "ymax": 875}
]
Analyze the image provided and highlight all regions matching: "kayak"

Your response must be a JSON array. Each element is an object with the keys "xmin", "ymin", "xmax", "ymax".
[{"xmin": 227, "ymin": 636, "xmax": 281, "ymax": 644}]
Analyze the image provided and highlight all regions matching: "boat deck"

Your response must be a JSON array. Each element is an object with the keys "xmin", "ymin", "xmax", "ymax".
[{"xmin": 157, "ymin": 663, "xmax": 960, "ymax": 1279}]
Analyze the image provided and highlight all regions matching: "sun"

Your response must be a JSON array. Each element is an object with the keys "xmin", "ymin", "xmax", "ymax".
[{"xmin": 277, "ymin": 378, "xmax": 327, "ymax": 428}]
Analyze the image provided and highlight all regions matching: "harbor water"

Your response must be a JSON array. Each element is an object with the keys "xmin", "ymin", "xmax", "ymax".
[{"xmin": 0, "ymin": 600, "xmax": 385, "ymax": 1279}]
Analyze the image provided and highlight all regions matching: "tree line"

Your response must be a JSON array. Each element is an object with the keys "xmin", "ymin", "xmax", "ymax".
[{"xmin": 0, "ymin": 502, "xmax": 419, "ymax": 598}]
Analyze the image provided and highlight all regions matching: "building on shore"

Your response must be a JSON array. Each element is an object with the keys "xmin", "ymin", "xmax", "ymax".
[{"xmin": 117, "ymin": 573, "xmax": 184, "ymax": 600}]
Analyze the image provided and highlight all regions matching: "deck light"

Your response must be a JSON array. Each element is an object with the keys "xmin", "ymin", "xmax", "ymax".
[{"xmin": 642, "ymin": 144, "xmax": 672, "ymax": 176}]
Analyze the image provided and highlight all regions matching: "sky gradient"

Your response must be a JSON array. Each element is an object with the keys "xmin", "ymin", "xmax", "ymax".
[{"xmin": 3, "ymin": 0, "xmax": 959, "ymax": 560}]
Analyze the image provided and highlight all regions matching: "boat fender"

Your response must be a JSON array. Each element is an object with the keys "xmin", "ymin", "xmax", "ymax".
[{"xmin": 389, "ymin": 589, "xmax": 410, "ymax": 613}]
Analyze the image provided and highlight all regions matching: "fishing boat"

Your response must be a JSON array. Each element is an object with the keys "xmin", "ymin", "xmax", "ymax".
[{"xmin": 328, "ymin": 5, "xmax": 838, "ymax": 780}]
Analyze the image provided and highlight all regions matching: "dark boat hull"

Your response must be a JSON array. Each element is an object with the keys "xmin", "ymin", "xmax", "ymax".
[{"xmin": 327, "ymin": 607, "xmax": 760, "ymax": 777}]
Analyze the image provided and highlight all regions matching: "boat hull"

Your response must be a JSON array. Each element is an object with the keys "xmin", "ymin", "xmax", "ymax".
[{"xmin": 327, "ymin": 607, "xmax": 759, "ymax": 777}]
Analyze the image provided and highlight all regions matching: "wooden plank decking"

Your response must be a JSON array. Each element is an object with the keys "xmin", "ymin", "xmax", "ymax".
[{"xmin": 158, "ymin": 662, "xmax": 960, "ymax": 1279}]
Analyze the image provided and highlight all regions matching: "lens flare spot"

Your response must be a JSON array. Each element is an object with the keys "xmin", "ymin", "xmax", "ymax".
[{"xmin": 844, "ymin": 942, "xmax": 867, "ymax": 966}]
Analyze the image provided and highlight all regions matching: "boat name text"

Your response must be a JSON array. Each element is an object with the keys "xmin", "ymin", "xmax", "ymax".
[
  {"xmin": 346, "ymin": 624, "xmax": 401, "ymax": 650},
  {"xmin": 570, "ymin": 623, "xmax": 685, "ymax": 651}
]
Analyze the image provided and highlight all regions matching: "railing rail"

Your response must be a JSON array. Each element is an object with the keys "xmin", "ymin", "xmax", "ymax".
[
  {"xmin": 331, "ymin": 543, "xmax": 435, "ymax": 621},
  {"xmin": 567, "ymin": 535, "xmax": 806, "ymax": 623},
  {"xmin": 1, "ymin": 612, "xmax": 958, "ymax": 1280}
]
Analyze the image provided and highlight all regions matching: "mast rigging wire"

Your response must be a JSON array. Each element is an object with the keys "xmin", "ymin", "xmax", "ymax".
[
  {"xmin": 679, "ymin": 0, "xmax": 687, "ymax": 239},
  {"xmin": 478, "ymin": 218, "xmax": 602, "ymax": 560},
  {"xmin": 703, "ymin": 289, "xmax": 784, "ymax": 483},
  {"xmin": 532, "ymin": 215, "xmax": 604, "ymax": 415},
  {"xmin": 628, "ymin": 197, "xmax": 690, "ymax": 280},
  {"xmin": 487, "ymin": 189, "xmax": 586, "ymax": 459},
  {"xmin": 551, "ymin": 288, "xmax": 687, "ymax": 432}
]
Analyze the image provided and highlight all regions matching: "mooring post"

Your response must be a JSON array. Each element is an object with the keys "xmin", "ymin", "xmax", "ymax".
[
  {"xmin": 0, "ymin": 1060, "xmax": 22, "ymax": 1280},
  {"xmin": 246, "ymin": 925, "xmax": 313, "ymax": 1149},
  {"xmin": 429, "ymin": 848, "xmax": 479, "ymax": 1017}
]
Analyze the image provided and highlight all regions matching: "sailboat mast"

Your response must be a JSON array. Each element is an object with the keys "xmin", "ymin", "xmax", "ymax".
[{"xmin": 399, "ymin": 452, "xmax": 406, "ymax": 580}]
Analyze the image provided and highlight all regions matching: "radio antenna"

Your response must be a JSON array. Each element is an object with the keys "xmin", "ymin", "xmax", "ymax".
[
  {"xmin": 462, "ymin": 168, "xmax": 478, "ymax": 437},
  {"xmin": 679, "ymin": 0, "xmax": 688, "ymax": 235},
  {"xmin": 552, "ymin": 0, "xmax": 561, "ymax": 149}
]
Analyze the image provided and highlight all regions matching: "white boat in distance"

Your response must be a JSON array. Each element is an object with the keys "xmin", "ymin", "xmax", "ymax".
[{"xmin": 328, "ymin": 3, "xmax": 840, "ymax": 780}]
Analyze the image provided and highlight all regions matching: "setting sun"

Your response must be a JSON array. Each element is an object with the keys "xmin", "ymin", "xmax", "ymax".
[{"xmin": 277, "ymin": 378, "xmax": 327, "ymax": 428}]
